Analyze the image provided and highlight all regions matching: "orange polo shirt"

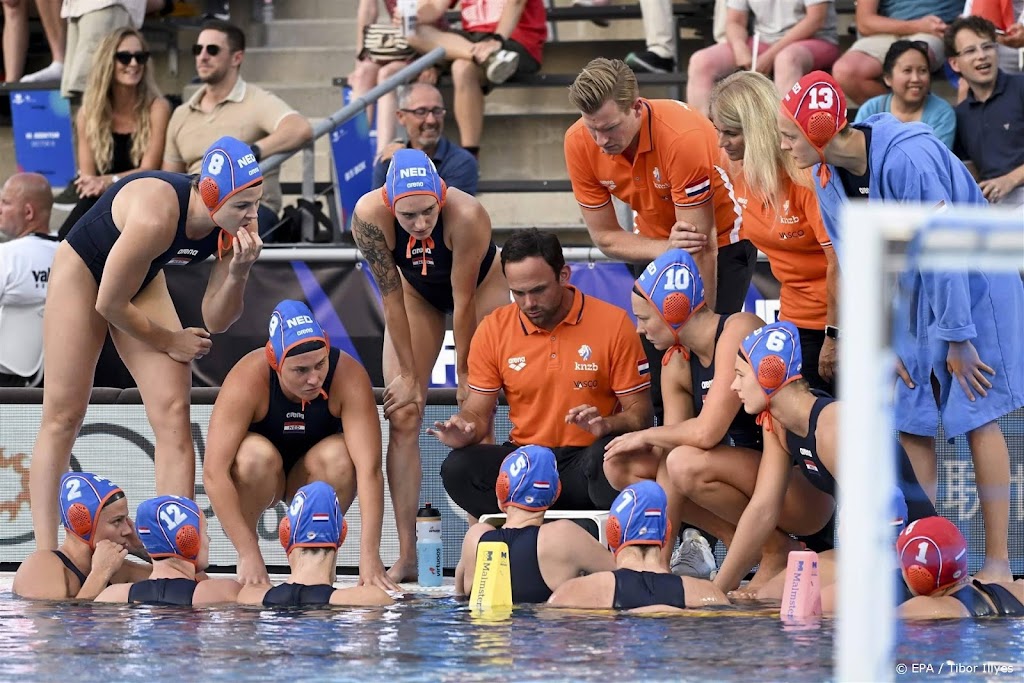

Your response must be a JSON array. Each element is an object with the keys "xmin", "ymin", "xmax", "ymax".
[
  {"xmin": 564, "ymin": 98, "xmax": 743, "ymax": 247},
  {"xmin": 727, "ymin": 156, "xmax": 830, "ymax": 329},
  {"xmin": 468, "ymin": 286, "xmax": 650, "ymax": 448}
]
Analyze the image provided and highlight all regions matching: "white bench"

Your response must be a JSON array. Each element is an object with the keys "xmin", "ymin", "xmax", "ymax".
[{"xmin": 479, "ymin": 510, "xmax": 610, "ymax": 548}]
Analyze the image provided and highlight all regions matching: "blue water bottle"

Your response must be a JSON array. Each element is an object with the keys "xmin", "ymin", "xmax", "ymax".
[{"xmin": 416, "ymin": 503, "xmax": 443, "ymax": 586}]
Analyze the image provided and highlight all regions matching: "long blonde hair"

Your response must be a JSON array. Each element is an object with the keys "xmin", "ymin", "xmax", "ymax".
[
  {"xmin": 708, "ymin": 72, "xmax": 802, "ymax": 210},
  {"xmin": 80, "ymin": 27, "xmax": 163, "ymax": 174}
]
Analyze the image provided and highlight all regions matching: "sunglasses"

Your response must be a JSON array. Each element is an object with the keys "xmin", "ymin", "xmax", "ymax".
[
  {"xmin": 192, "ymin": 44, "xmax": 223, "ymax": 57},
  {"xmin": 114, "ymin": 51, "xmax": 150, "ymax": 66}
]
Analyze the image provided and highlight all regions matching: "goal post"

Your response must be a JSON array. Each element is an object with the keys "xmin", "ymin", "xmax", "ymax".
[{"xmin": 836, "ymin": 201, "xmax": 1024, "ymax": 683}]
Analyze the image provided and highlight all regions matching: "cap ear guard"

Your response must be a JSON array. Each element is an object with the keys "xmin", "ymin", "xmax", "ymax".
[
  {"xmin": 339, "ymin": 518, "xmax": 348, "ymax": 547},
  {"xmin": 199, "ymin": 176, "xmax": 222, "ymax": 210},
  {"xmin": 903, "ymin": 564, "xmax": 939, "ymax": 597},
  {"xmin": 176, "ymin": 524, "xmax": 202, "ymax": 562},
  {"xmin": 756, "ymin": 355, "xmax": 788, "ymax": 391},
  {"xmin": 606, "ymin": 515, "xmax": 623, "ymax": 553},
  {"xmin": 279, "ymin": 515, "xmax": 291, "ymax": 550},
  {"xmin": 806, "ymin": 110, "xmax": 838, "ymax": 148},
  {"xmin": 66, "ymin": 503, "xmax": 95, "ymax": 540},
  {"xmin": 661, "ymin": 292, "xmax": 693, "ymax": 326}
]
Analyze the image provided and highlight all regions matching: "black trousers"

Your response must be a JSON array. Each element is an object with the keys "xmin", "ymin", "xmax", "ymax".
[
  {"xmin": 797, "ymin": 327, "xmax": 836, "ymax": 397},
  {"xmin": 440, "ymin": 436, "xmax": 620, "ymax": 519},
  {"xmin": 716, "ymin": 239, "xmax": 758, "ymax": 315}
]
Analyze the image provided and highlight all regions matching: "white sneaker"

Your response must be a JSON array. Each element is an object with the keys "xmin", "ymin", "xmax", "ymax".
[
  {"xmin": 484, "ymin": 49, "xmax": 519, "ymax": 85},
  {"xmin": 670, "ymin": 528, "xmax": 717, "ymax": 579},
  {"xmin": 21, "ymin": 61, "xmax": 63, "ymax": 84}
]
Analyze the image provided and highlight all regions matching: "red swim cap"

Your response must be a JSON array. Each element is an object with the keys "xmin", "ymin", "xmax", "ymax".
[{"xmin": 781, "ymin": 71, "xmax": 847, "ymax": 187}]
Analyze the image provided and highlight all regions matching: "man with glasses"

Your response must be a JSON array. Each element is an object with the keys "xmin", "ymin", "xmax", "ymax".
[
  {"xmin": 947, "ymin": 16, "xmax": 1024, "ymax": 207},
  {"xmin": 163, "ymin": 19, "xmax": 313, "ymax": 239},
  {"xmin": 371, "ymin": 83, "xmax": 479, "ymax": 195}
]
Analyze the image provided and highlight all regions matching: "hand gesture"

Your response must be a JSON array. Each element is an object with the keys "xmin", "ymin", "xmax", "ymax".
[
  {"xmin": 376, "ymin": 141, "xmax": 405, "ymax": 165},
  {"xmin": 426, "ymin": 414, "xmax": 478, "ymax": 448},
  {"xmin": 359, "ymin": 554, "xmax": 401, "ymax": 592},
  {"xmin": 979, "ymin": 174, "xmax": 1020, "ymax": 204},
  {"xmin": 894, "ymin": 355, "xmax": 915, "ymax": 390},
  {"xmin": 565, "ymin": 404, "xmax": 611, "ymax": 438},
  {"xmin": 914, "ymin": 15, "xmax": 946, "ymax": 37},
  {"xmin": 92, "ymin": 539, "xmax": 129, "ymax": 579},
  {"xmin": 603, "ymin": 430, "xmax": 650, "ymax": 461},
  {"xmin": 1000, "ymin": 24, "xmax": 1024, "ymax": 49},
  {"xmin": 470, "ymin": 38, "xmax": 501, "ymax": 64},
  {"xmin": 167, "ymin": 327, "xmax": 212, "ymax": 363},
  {"xmin": 818, "ymin": 336, "xmax": 837, "ymax": 382},
  {"xmin": 383, "ymin": 373, "xmax": 424, "ymax": 419},
  {"xmin": 668, "ymin": 220, "xmax": 708, "ymax": 254},
  {"xmin": 228, "ymin": 225, "xmax": 263, "ymax": 277},
  {"xmin": 75, "ymin": 174, "xmax": 109, "ymax": 198},
  {"xmin": 946, "ymin": 340, "xmax": 994, "ymax": 402},
  {"xmin": 236, "ymin": 552, "xmax": 271, "ymax": 586}
]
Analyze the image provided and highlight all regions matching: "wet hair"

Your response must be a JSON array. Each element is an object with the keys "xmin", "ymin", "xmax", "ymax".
[
  {"xmin": 882, "ymin": 40, "xmax": 931, "ymax": 77},
  {"xmin": 103, "ymin": 490, "xmax": 126, "ymax": 509},
  {"xmin": 500, "ymin": 228, "xmax": 565, "ymax": 277},
  {"xmin": 200, "ymin": 18, "xmax": 246, "ymax": 53},
  {"xmin": 943, "ymin": 16, "xmax": 997, "ymax": 60},
  {"xmin": 568, "ymin": 58, "xmax": 639, "ymax": 115},
  {"xmin": 285, "ymin": 340, "xmax": 327, "ymax": 359}
]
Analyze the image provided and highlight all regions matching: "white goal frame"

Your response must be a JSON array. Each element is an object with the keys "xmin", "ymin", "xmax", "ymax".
[{"xmin": 837, "ymin": 201, "xmax": 1024, "ymax": 682}]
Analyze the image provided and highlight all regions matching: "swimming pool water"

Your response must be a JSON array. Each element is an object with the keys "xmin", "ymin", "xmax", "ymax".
[{"xmin": 0, "ymin": 588, "xmax": 1021, "ymax": 682}]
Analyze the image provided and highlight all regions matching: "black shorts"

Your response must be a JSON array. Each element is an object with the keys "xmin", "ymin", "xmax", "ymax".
[
  {"xmin": 450, "ymin": 31, "xmax": 541, "ymax": 91},
  {"xmin": 796, "ymin": 327, "xmax": 835, "ymax": 397}
]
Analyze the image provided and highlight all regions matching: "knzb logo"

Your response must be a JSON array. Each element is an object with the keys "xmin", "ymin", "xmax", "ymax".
[{"xmin": 577, "ymin": 345, "xmax": 592, "ymax": 361}]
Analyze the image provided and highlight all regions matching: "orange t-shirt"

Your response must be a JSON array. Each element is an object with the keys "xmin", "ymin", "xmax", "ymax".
[
  {"xmin": 468, "ymin": 286, "xmax": 651, "ymax": 448},
  {"xmin": 727, "ymin": 156, "xmax": 830, "ymax": 329},
  {"xmin": 564, "ymin": 98, "xmax": 743, "ymax": 247}
]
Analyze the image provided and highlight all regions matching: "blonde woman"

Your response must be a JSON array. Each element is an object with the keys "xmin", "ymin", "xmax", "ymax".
[
  {"xmin": 59, "ymin": 27, "xmax": 170, "ymax": 237},
  {"xmin": 708, "ymin": 71, "xmax": 838, "ymax": 395}
]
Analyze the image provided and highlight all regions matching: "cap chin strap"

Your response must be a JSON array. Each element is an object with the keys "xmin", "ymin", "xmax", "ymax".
[
  {"xmin": 217, "ymin": 230, "xmax": 233, "ymax": 260},
  {"xmin": 756, "ymin": 393, "xmax": 775, "ymax": 433},
  {"xmin": 406, "ymin": 235, "xmax": 435, "ymax": 276}
]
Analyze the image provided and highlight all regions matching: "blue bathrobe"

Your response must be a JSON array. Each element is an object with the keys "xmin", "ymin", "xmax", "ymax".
[{"xmin": 813, "ymin": 114, "xmax": 1024, "ymax": 438}]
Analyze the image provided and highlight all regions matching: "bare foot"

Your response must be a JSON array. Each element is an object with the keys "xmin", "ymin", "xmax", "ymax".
[
  {"xmin": 973, "ymin": 557, "xmax": 1013, "ymax": 584},
  {"xmin": 387, "ymin": 558, "xmax": 418, "ymax": 584},
  {"xmin": 741, "ymin": 550, "xmax": 792, "ymax": 596}
]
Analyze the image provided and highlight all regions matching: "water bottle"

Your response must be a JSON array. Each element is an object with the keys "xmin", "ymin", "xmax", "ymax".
[
  {"xmin": 398, "ymin": 0, "xmax": 418, "ymax": 37},
  {"xmin": 416, "ymin": 502, "xmax": 442, "ymax": 586}
]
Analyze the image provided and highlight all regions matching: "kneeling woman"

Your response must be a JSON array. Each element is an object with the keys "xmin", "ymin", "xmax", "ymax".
[{"xmin": 30, "ymin": 136, "xmax": 265, "ymax": 551}]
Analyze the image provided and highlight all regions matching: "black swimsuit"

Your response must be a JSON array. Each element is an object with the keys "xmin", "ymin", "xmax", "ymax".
[
  {"xmin": 53, "ymin": 550, "xmax": 88, "ymax": 586},
  {"xmin": 262, "ymin": 583, "xmax": 336, "ymax": 607},
  {"xmin": 479, "ymin": 526, "xmax": 551, "ymax": 604},
  {"xmin": 127, "ymin": 578, "xmax": 198, "ymax": 606},
  {"xmin": 952, "ymin": 580, "xmax": 1024, "ymax": 617},
  {"xmin": 611, "ymin": 569, "xmax": 686, "ymax": 610},
  {"xmin": 64, "ymin": 171, "xmax": 220, "ymax": 293}
]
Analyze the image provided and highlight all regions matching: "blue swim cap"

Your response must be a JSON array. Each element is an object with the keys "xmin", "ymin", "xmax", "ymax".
[
  {"xmin": 59, "ymin": 472, "xmax": 125, "ymax": 548},
  {"xmin": 496, "ymin": 445, "xmax": 561, "ymax": 512},
  {"xmin": 634, "ymin": 249, "xmax": 706, "ymax": 364},
  {"xmin": 606, "ymin": 480, "xmax": 670, "ymax": 555},
  {"xmin": 382, "ymin": 148, "xmax": 446, "ymax": 212},
  {"xmin": 265, "ymin": 299, "xmax": 329, "ymax": 371},
  {"xmin": 198, "ymin": 135, "xmax": 263, "ymax": 212},
  {"xmin": 135, "ymin": 496, "xmax": 204, "ymax": 564},
  {"xmin": 279, "ymin": 481, "xmax": 347, "ymax": 554},
  {"xmin": 740, "ymin": 321, "xmax": 803, "ymax": 398}
]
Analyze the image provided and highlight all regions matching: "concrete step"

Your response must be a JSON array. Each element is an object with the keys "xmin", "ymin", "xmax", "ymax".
[
  {"xmin": 476, "ymin": 191, "xmax": 583, "ymax": 228},
  {"xmin": 274, "ymin": 0, "xmax": 358, "ymax": 20},
  {"xmin": 242, "ymin": 45, "xmax": 357, "ymax": 83},
  {"xmin": 263, "ymin": 18, "xmax": 358, "ymax": 47}
]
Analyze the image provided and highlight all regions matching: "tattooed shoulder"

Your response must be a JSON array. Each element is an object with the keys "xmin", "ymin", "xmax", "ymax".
[{"xmin": 352, "ymin": 213, "xmax": 402, "ymax": 297}]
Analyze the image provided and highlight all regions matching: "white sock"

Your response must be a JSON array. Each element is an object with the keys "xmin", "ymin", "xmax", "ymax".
[{"xmin": 21, "ymin": 61, "xmax": 64, "ymax": 83}]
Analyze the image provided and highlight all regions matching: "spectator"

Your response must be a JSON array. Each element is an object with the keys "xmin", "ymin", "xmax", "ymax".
[
  {"xmin": 831, "ymin": 0, "xmax": 962, "ymax": 104},
  {"xmin": 963, "ymin": 0, "xmax": 1024, "ymax": 72},
  {"xmin": 625, "ymin": 0, "xmax": 678, "ymax": 74},
  {"xmin": 2, "ymin": 0, "xmax": 66, "ymax": 83},
  {"xmin": 57, "ymin": 26, "xmax": 170, "ymax": 238},
  {"xmin": 686, "ymin": 0, "xmax": 841, "ymax": 115},
  {"xmin": 430, "ymin": 228, "xmax": 654, "ymax": 520},
  {"xmin": 0, "ymin": 172, "xmax": 57, "ymax": 387},
  {"xmin": 854, "ymin": 40, "xmax": 957, "ymax": 149},
  {"xmin": 371, "ymin": 83, "xmax": 478, "ymax": 193},
  {"xmin": 60, "ymin": 1, "xmax": 160, "ymax": 100},
  {"xmin": 346, "ymin": 0, "xmax": 444, "ymax": 160},
  {"xmin": 947, "ymin": 15, "xmax": 1024, "ymax": 206},
  {"xmin": 162, "ymin": 19, "xmax": 314, "ymax": 238},
  {"xmin": 709, "ymin": 70, "xmax": 838, "ymax": 394},
  {"xmin": 407, "ymin": 0, "xmax": 546, "ymax": 158}
]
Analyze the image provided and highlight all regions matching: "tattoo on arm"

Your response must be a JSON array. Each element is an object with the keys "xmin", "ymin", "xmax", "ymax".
[{"xmin": 352, "ymin": 214, "xmax": 402, "ymax": 297}]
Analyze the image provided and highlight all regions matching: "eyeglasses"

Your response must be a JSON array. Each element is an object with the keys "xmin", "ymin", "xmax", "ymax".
[
  {"xmin": 114, "ymin": 51, "xmax": 150, "ymax": 66},
  {"xmin": 400, "ymin": 107, "xmax": 447, "ymax": 119},
  {"xmin": 955, "ymin": 41, "xmax": 998, "ymax": 58},
  {"xmin": 192, "ymin": 44, "xmax": 223, "ymax": 57}
]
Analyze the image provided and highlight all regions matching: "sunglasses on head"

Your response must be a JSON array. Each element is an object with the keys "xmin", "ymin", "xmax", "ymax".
[
  {"xmin": 192, "ymin": 44, "xmax": 223, "ymax": 57},
  {"xmin": 115, "ymin": 51, "xmax": 150, "ymax": 66}
]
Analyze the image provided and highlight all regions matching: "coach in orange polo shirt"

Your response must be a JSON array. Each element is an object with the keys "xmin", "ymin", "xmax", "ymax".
[
  {"xmin": 564, "ymin": 57, "xmax": 754, "ymax": 317},
  {"xmin": 430, "ymin": 229, "xmax": 654, "ymax": 519}
]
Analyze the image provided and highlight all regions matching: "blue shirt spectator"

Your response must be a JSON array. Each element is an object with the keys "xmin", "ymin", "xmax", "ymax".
[
  {"xmin": 856, "ymin": 94, "xmax": 956, "ymax": 148},
  {"xmin": 371, "ymin": 83, "xmax": 479, "ymax": 195}
]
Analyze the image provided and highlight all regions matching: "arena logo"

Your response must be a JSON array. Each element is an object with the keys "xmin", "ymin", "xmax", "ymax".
[{"xmin": 507, "ymin": 356, "xmax": 526, "ymax": 371}]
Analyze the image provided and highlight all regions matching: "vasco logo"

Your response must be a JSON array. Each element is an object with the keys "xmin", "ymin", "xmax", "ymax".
[
  {"xmin": 573, "ymin": 380, "xmax": 598, "ymax": 389},
  {"xmin": 508, "ymin": 356, "xmax": 526, "ymax": 371},
  {"xmin": 577, "ymin": 344, "xmax": 592, "ymax": 360},
  {"xmin": 777, "ymin": 229, "xmax": 805, "ymax": 240}
]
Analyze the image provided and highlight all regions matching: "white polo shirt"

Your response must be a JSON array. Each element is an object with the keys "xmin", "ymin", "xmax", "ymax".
[{"xmin": 0, "ymin": 233, "xmax": 58, "ymax": 307}]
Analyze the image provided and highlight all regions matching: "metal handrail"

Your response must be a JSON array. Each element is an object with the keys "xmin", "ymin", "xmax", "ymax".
[{"xmin": 257, "ymin": 48, "xmax": 447, "ymax": 241}]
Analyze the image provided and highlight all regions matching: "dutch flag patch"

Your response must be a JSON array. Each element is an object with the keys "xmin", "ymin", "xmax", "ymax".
[
  {"xmin": 637, "ymin": 360, "xmax": 650, "ymax": 376},
  {"xmin": 684, "ymin": 176, "xmax": 710, "ymax": 198}
]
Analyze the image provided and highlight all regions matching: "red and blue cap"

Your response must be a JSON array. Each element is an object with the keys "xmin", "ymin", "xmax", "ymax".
[
  {"xmin": 59, "ymin": 472, "xmax": 125, "ymax": 548},
  {"xmin": 381, "ymin": 148, "xmax": 446, "ymax": 212},
  {"xmin": 496, "ymin": 445, "xmax": 561, "ymax": 512},
  {"xmin": 265, "ymin": 299, "xmax": 329, "ymax": 371},
  {"xmin": 135, "ymin": 495, "xmax": 204, "ymax": 565},
  {"xmin": 896, "ymin": 516, "xmax": 969, "ymax": 596},
  {"xmin": 739, "ymin": 321, "xmax": 804, "ymax": 430},
  {"xmin": 606, "ymin": 480, "xmax": 671, "ymax": 555},
  {"xmin": 634, "ymin": 249, "xmax": 705, "ymax": 364},
  {"xmin": 279, "ymin": 481, "xmax": 347, "ymax": 555},
  {"xmin": 198, "ymin": 135, "xmax": 263, "ymax": 213}
]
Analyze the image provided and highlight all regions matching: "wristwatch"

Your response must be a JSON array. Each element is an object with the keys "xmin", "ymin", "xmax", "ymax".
[{"xmin": 825, "ymin": 325, "xmax": 840, "ymax": 340}]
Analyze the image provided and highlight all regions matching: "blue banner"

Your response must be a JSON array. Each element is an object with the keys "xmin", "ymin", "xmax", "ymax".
[
  {"xmin": 9, "ymin": 89, "xmax": 76, "ymax": 187},
  {"xmin": 330, "ymin": 86, "xmax": 377, "ymax": 231}
]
